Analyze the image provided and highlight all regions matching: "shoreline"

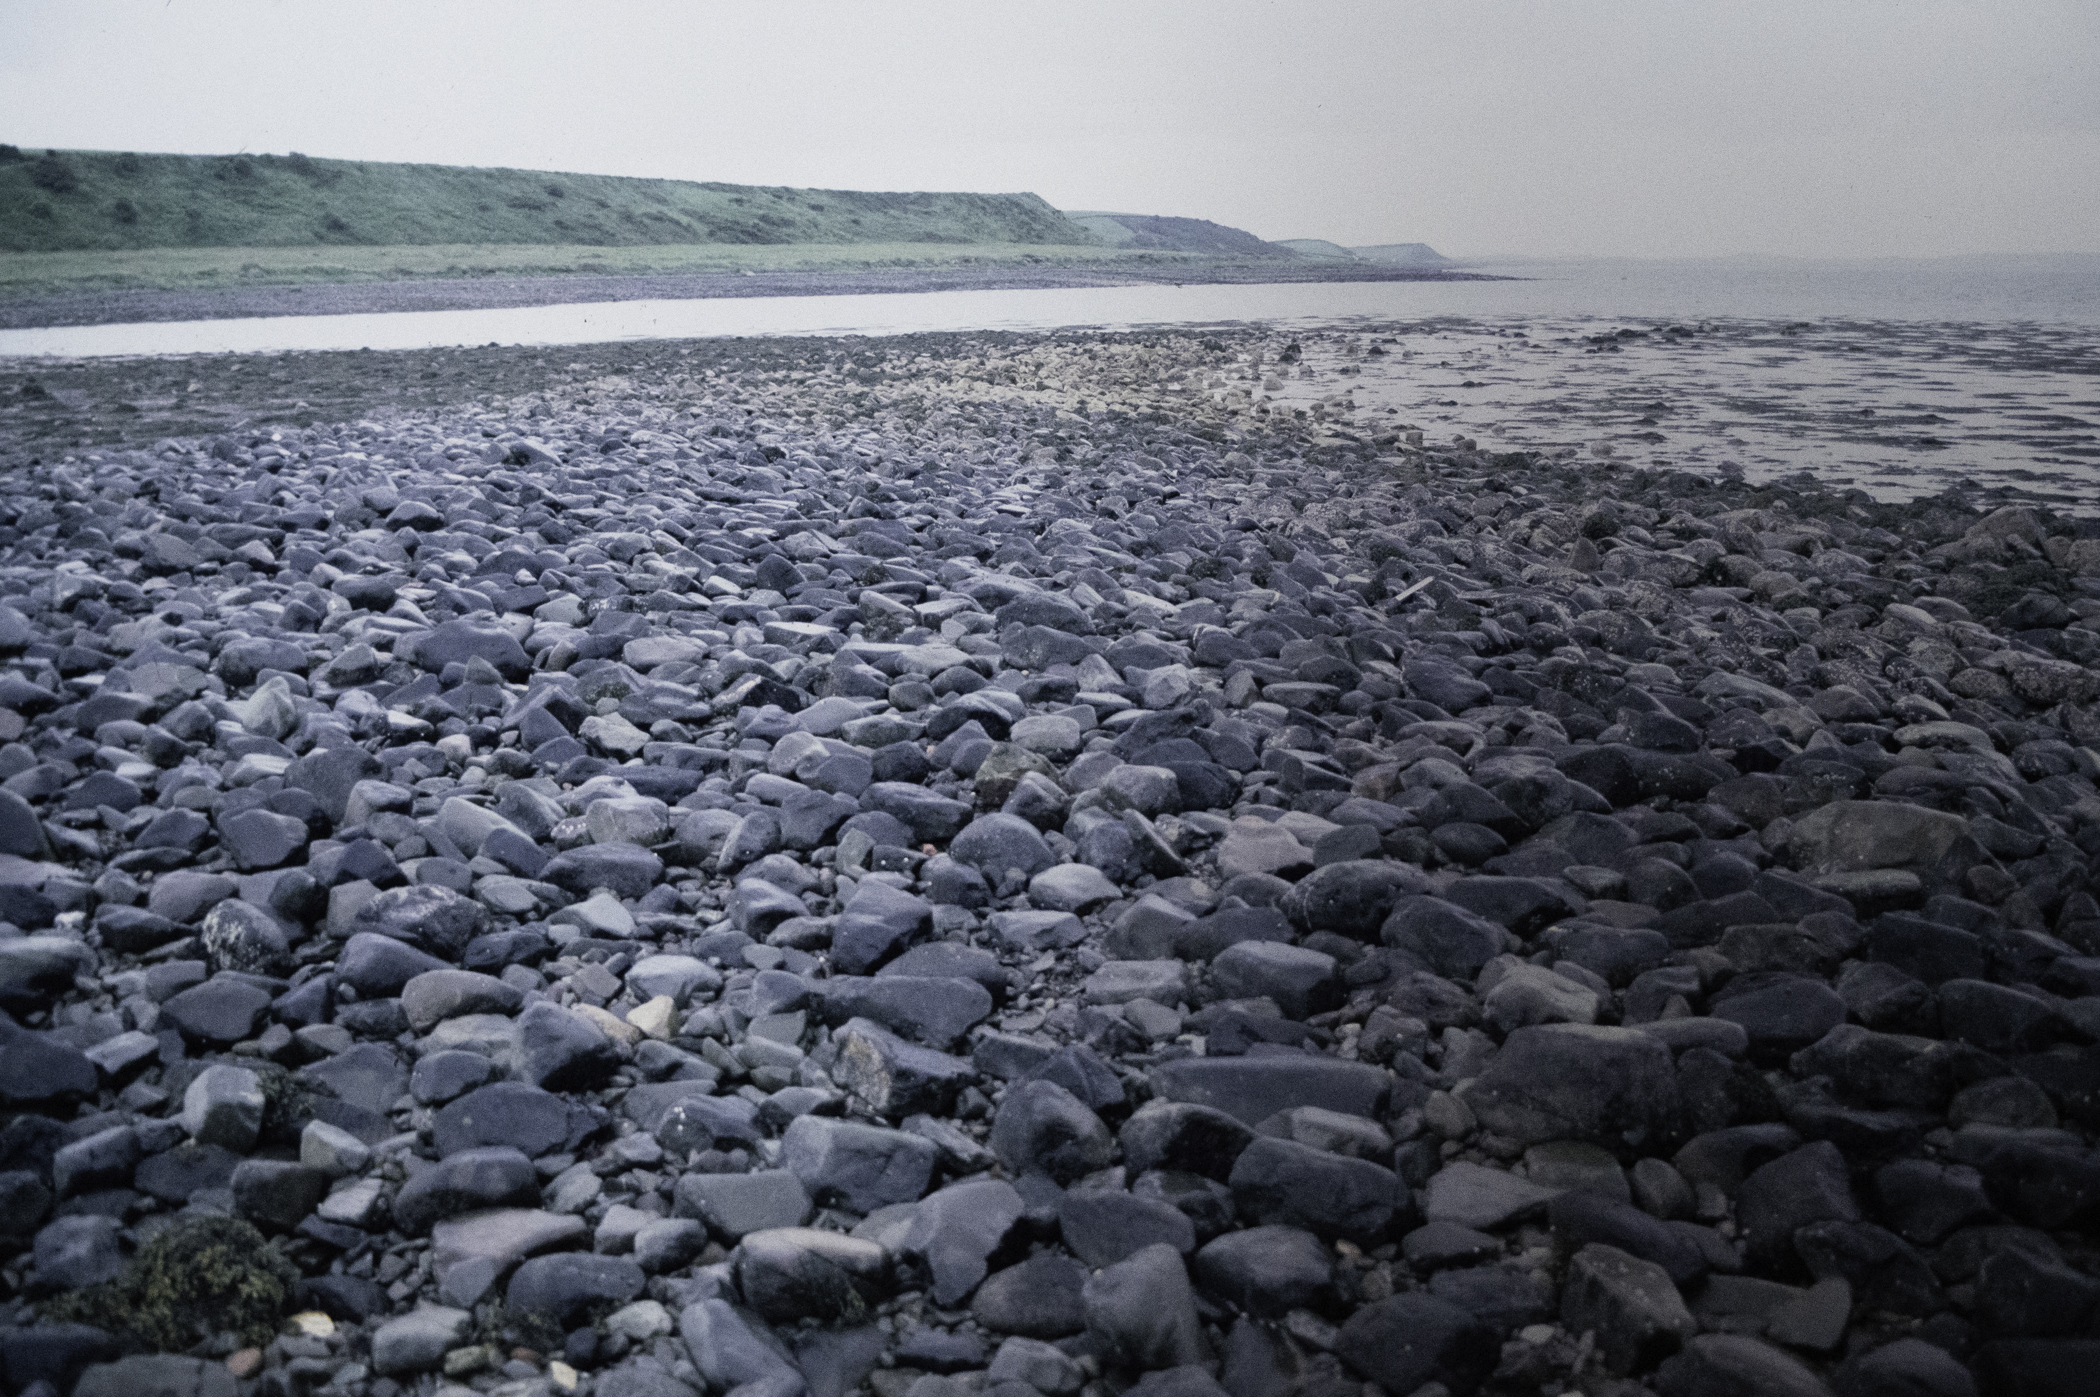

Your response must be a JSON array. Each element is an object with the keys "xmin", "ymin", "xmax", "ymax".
[
  {"xmin": 0, "ymin": 260, "xmax": 1501, "ymax": 330},
  {"xmin": 6, "ymin": 312, "xmax": 2090, "ymax": 516}
]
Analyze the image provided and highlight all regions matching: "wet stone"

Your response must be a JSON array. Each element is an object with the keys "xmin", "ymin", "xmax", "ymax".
[{"xmin": 9, "ymin": 318, "xmax": 2100, "ymax": 1396}]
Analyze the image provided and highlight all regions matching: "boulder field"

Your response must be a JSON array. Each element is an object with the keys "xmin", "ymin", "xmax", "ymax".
[{"xmin": 0, "ymin": 328, "xmax": 2097, "ymax": 1397}]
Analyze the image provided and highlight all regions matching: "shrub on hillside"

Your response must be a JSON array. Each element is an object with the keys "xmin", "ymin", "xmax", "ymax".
[{"xmin": 30, "ymin": 152, "xmax": 76, "ymax": 193}]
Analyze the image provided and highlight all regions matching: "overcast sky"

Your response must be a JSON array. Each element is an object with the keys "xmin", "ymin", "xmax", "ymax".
[{"xmin": 4, "ymin": 0, "xmax": 2095, "ymax": 258}]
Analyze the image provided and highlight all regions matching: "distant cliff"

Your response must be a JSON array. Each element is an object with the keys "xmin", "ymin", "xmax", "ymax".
[
  {"xmin": 1274, "ymin": 239, "xmax": 1358, "ymax": 261},
  {"xmin": 1349, "ymin": 242, "xmax": 1451, "ymax": 266},
  {"xmin": 1062, "ymin": 212, "xmax": 1294, "ymax": 258},
  {"xmin": 0, "ymin": 146, "xmax": 1101, "ymax": 253},
  {"xmin": 1272, "ymin": 241, "xmax": 1455, "ymax": 266}
]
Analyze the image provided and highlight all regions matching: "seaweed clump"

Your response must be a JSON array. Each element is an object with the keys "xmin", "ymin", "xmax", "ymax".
[
  {"xmin": 253, "ymin": 1059, "xmax": 324, "ymax": 1145},
  {"xmin": 44, "ymin": 1216, "xmax": 299, "ymax": 1351},
  {"xmin": 476, "ymin": 1298, "xmax": 563, "ymax": 1357}
]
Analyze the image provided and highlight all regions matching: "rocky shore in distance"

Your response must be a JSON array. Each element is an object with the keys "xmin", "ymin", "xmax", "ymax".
[
  {"xmin": 0, "ymin": 261, "xmax": 1502, "ymax": 331},
  {"xmin": 0, "ymin": 328, "xmax": 2097, "ymax": 1397}
]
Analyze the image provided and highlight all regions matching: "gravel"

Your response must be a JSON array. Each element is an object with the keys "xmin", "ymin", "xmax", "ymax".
[{"xmin": 0, "ymin": 324, "xmax": 2097, "ymax": 1397}]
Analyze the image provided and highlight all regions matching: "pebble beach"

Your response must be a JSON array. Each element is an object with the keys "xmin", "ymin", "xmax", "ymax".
[{"xmin": 0, "ymin": 318, "xmax": 2096, "ymax": 1397}]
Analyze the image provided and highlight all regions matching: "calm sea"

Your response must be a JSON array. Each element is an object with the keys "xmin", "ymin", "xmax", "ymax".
[{"xmin": 0, "ymin": 253, "xmax": 2094, "ymax": 358}]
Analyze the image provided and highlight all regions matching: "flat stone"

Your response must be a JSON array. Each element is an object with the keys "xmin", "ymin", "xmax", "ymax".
[
  {"xmin": 1215, "ymin": 820, "xmax": 1313, "ymax": 881},
  {"xmin": 429, "ymin": 1208, "xmax": 589, "ymax": 1283},
  {"xmin": 734, "ymin": 1225, "xmax": 888, "ymax": 1324},
  {"xmin": 1029, "ymin": 863, "xmax": 1123, "ymax": 912},
  {"xmin": 371, "ymin": 1306, "xmax": 472, "ymax": 1376},
  {"xmin": 1210, "ymin": 941, "xmax": 1341, "ymax": 1020},
  {"xmin": 393, "ymin": 1147, "xmax": 541, "ymax": 1234},
  {"xmin": 819, "ymin": 975, "xmax": 993, "ymax": 1050},
  {"xmin": 1402, "ymin": 1220, "xmax": 1504, "ymax": 1272},
  {"xmin": 674, "ymin": 1170, "xmax": 814, "ymax": 1241},
  {"xmin": 898, "ymin": 1178, "xmax": 1028, "ymax": 1306},
  {"xmin": 1083, "ymin": 1243, "xmax": 1208, "ymax": 1373},
  {"xmin": 973, "ymin": 1254, "xmax": 1090, "ymax": 1338},
  {"xmin": 1764, "ymin": 1276, "xmax": 1851, "ymax": 1351},
  {"xmin": 1229, "ymin": 1137, "xmax": 1404, "ymax": 1240},
  {"xmin": 73, "ymin": 1356, "xmax": 238, "ymax": 1397},
  {"xmin": 1082, "ymin": 959, "xmax": 1188, "ymax": 1007},
  {"xmin": 1563, "ymin": 1242, "xmax": 1699, "ymax": 1374},
  {"xmin": 159, "ymin": 977, "xmax": 272, "ymax": 1046},
  {"xmin": 431, "ymin": 1082, "xmax": 576, "ymax": 1158},
  {"xmin": 1786, "ymin": 801, "xmax": 1971, "ymax": 875},
  {"xmin": 506, "ymin": 1251, "xmax": 646, "ymax": 1330},
  {"xmin": 1148, "ymin": 1056, "xmax": 1392, "ymax": 1127},
  {"xmin": 1194, "ymin": 1225, "xmax": 1334, "ymax": 1317},
  {"xmin": 1424, "ymin": 1160, "xmax": 1561, "ymax": 1230},
  {"xmin": 400, "ymin": 968, "xmax": 522, "ymax": 1031},
  {"xmin": 1658, "ymin": 1335, "xmax": 1833, "ymax": 1397},
  {"xmin": 989, "ymin": 909, "xmax": 1087, "ymax": 951},
  {"xmin": 1332, "ymin": 1293, "xmax": 1498, "ymax": 1397},
  {"xmin": 1456, "ymin": 1024, "xmax": 1680, "ymax": 1152},
  {"xmin": 829, "ymin": 1017, "xmax": 974, "ymax": 1118},
  {"xmin": 990, "ymin": 1078, "xmax": 1114, "ymax": 1184},
  {"xmin": 1056, "ymin": 1188, "xmax": 1196, "ymax": 1268},
  {"xmin": 780, "ymin": 1115, "xmax": 939, "ymax": 1214}
]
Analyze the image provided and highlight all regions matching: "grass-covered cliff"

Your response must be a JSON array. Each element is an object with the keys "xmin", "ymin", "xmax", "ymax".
[{"xmin": 0, "ymin": 146, "xmax": 1097, "ymax": 253}]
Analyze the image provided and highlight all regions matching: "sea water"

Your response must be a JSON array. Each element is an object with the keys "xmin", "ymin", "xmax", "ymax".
[
  {"xmin": 1, "ymin": 254, "xmax": 2094, "ymax": 359},
  {"xmin": 2, "ymin": 254, "xmax": 2093, "ymax": 506}
]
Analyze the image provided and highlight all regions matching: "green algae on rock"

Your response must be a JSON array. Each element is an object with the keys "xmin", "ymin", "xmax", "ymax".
[{"xmin": 45, "ymin": 1216, "xmax": 300, "ymax": 1351}]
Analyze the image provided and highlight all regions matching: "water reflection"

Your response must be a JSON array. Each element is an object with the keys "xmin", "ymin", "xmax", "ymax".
[{"xmin": 2, "ymin": 255, "xmax": 2095, "ymax": 359}]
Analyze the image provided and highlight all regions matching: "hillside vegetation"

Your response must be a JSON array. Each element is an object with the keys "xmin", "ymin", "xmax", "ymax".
[
  {"xmin": 1275, "ymin": 238, "xmax": 1358, "ymax": 261},
  {"xmin": 1351, "ymin": 242, "xmax": 1451, "ymax": 266},
  {"xmin": 1064, "ymin": 211, "xmax": 1291, "ymax": 258},
  {"xmin": 0, "ymin": 146, "xmax": 1095, "ymax": 253}
]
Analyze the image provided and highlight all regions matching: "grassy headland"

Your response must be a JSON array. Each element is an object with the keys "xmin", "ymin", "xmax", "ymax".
[
  {"xmin": 0, "ymin": 146, "xmax": 1478, "ymax": 325},
  {"xmin": 0, "ymin": 147, "xmax": 1091, "ymax": 253}
]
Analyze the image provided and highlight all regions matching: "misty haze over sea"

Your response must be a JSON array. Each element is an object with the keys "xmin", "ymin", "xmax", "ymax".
[
  {"xmin": 1441, "ymin": 253, "xmax": 2100, "ymax": 325},
  {"xmin": 6, "ymin": 253, "xmax": 2099, "ymax": 361}
]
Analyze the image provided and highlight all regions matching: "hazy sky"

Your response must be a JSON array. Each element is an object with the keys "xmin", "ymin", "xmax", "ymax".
[{"xmin": 5, "ymin": 0, "xmax": 2096, "ymax": 258}]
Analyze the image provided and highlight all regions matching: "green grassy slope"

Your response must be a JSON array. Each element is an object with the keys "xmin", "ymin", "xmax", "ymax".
[
  {"xmin": 1351, "ymin": 243, "xmax": 1450, "ymax": 266},
  {"xmin": 1274, "ymin": 239, "xmax": 1357, "ymax": 261},
  {"xmin": 0, "ymin": 146, "xmax": 1098, "ymax": 253},
  {"xmin": 1065, "ymin": 212, "xmax": 1290, "ymax": 258}
]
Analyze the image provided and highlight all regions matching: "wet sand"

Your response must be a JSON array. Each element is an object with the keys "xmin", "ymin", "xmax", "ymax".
[
  {"xmin": 1244, "ymin": 317, "xmax": 2100, "ymax": 511},
  {"xmin": 8, "ymin": 312, "xmax": 2090, "ymax": 513}
]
